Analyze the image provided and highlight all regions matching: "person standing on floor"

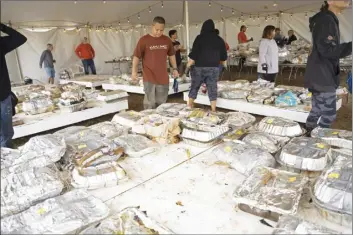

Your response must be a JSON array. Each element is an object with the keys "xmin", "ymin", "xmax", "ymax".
[
  {"xmin": 274, "ymin": 28, "xmax": 286, "ymax": 47},
  {"xmin": 184, "ymin": 19, "xmax": 227, "ymax": 112},
  {"xmin": 169, "ymin": 29, "xmax": 185, "ymax": 76},
  {"xmin": 39, "ymin": 43, "xmax": 56, "ymax": 84},
  {"xmin": 0, "ymin": 23, "xmax": 27, "ymax": 148},
  {"xmin": 304, "ymin": 0, "xmax": 352, "ymax": 131},
  {"xmin": 237, "ymin": 25, "xmax": 253, "ymax": 44},
  {"xmin": 258, "ymin": 25, "xmax": 278, "ymax": 83},
  {"xmin": 286, "ymin": 30, "xmax": 297, "ymax": 45},
  {"xmin": 131, "ymin": 16, "xmax": 179, "ymax": 109},
  {"xmin": 75, "ymin": 37, "xmax": 96, "ymax": 75}
]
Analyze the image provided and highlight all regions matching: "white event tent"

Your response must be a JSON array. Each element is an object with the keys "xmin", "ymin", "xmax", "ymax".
[{"xmin": 1, "ymin": 0, "xmax": 352, "ymax": 83}]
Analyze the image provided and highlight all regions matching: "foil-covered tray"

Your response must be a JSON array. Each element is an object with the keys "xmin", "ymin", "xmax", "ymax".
[
  {"xmin": 80, "ymin": 207, "xmax": 173, "ymax": 234},
  {"xmin": 311, "ymin": 127, "xmax": 352, "ymax": 149},
  {"xmin": 1, "ymin": 166, "xmax": 64, "ymax": 218},
  {"xmin": 112, "ymin": 111, "xmax": 145, "ymax": 128},
  {"xmin": 277, "ymin": 137, "xmax": 330, "ymax": 171},
  {"xmin": 182, "ymin": 137, "xmax": 222, "ymax": 148},
  {"xmin": 0, "ymin": 190, "xmax": 110, "ymax": 234},
  {"xmin": 272, "ymin": 215, "xmax": 340, "ymax": 234},
  {"xmin": 55, "ymin": 126, "xmax": 102, "ymax": 143},
  {"xmin": 89, "ymin": 121, "xmax": 129, "ymax": 139},
  {"xmin": 156, "ymin": 103, "xmax": 187, "ymax": 117},
  {"xmin": 96, "ymin": 90, "xmax": 128, "ymax": 102},
  {"xmin": 233, "ymin": 166, "xmax": 308, "ymax": 215},
  {"xmin": 213, "ymin": 141, "xmax": 275, "ymax": 176},
  {"xmin": 223, "ymin": 112, "xmax": 256, "ymax": 129},
  {"xmin": 22, "ymin": 96, "xmax": 55, "ymax": 115},
  {"xmin": 218, "ymin": 80, "xmax": 249, "ymax": 90},
  {"xmin": 181, "ymin": 126, "xmax": 229, "ymax": 142},
  {"xmin": 242, "ymin": 133, "xmax": 283, "ymax": 154},
  {"xmin": 220, "ymin": 89, "xmax": 249, "ymax": 100},
  {"xmin": 180, "ymin": 109, "xmax": 226, "ymax": 131},
  {"xmin": 113, "ymin": 134, "xmax": 159, "ymax": 158},
  {"xmin": 257, "ymin": 117, "xmax": 305, "ymax": 137},
  {"xmin": 223, "ymin": 129, "xmax": 246, "ymax": 142}
]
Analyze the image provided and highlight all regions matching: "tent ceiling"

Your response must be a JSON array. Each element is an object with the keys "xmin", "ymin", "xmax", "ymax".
[{"xmin": 1, "ymin": 0, "xmax": 324, "ymax": 27}]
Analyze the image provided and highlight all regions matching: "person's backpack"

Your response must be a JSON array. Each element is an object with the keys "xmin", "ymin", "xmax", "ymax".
[{"xmin": 347, "ymin": 71, "xmax": 352, "ymax": 94}]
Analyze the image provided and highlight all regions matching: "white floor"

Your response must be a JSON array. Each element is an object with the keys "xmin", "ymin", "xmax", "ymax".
[{"xmin": 102, "ymin": 83, "xmax": 191, "ymax": 95}]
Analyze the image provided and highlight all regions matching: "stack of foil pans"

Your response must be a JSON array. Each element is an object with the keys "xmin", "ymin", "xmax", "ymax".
[
  {"xmin": 257, "ymin": 117, "xmax": 304, "ymax": 137},
  {"xmin": 311, "ymin": 127, "xmax": 352, "ymax": 149}
]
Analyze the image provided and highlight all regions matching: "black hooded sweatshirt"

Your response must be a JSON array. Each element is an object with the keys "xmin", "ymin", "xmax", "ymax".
[
  {"xmin": 0, "ymin": 23, "xmax": 27, "ymax": 101},
  {"xmin": 188, "ymin": 19, "xmax": 227, "ymax": 67},
  {"xmin": 304, "ymin": 10, "xmax": 352, "ymax": 92}
]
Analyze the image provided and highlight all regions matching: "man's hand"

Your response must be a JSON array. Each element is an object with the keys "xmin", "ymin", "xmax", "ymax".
[
  {"xmin": 250, "ymin": 37, "xmax": 254, "ymax": 42},
  {"xmin": 172, "ymin": 69, "xmax": 179, "ymax": 78},
  {"xmin": 131, "ymin": 72, "xmax": 138, "ymax": 81}
]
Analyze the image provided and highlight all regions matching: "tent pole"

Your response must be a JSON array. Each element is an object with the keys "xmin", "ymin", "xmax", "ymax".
[{"xmin": 184, "ymin": 0, "xmax": 190, "ymax": 55}]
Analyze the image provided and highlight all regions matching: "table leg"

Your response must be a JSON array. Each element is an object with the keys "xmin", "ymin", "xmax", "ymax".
[{"xmin": 288, "ymin": 67, "xmax": 294, "ymax": 81}]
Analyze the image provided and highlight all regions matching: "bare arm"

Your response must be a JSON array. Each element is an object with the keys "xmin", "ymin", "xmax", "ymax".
[
  {"xmin": 131, "ymin": 56, "xmax": 140, "ymax": 75},
  {"xmin": 169, "ymin": 55, "xmax": 177, "ymax": 69}
]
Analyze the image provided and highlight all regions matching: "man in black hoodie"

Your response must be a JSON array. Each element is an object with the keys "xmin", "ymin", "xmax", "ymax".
[
  {"xmin": 304, "ymin": 1, "xmax": 351, "ymax": 131},
  {"xmin": 0, "ymin": 23, "xmax": 27, "ymax": 148},
  {"xmin": 184, "ymin": 19, "xmax": 227, "ymax": 112}
]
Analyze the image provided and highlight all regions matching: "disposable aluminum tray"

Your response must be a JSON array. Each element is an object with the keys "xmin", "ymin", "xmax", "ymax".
[
  {"xmin": 89, "ymin": 121, "xmax": 129, "ymax": 139},
  {"xmin": 58, "ymin": 100, "xmax": 87, "ymax": 113},
  {"xmin": 0, "ymin": 190, "xmax": 110, "ymax": 234},
  {"xmin": 111, "ymin": 110, "xmax": 145, "ymax": 128},
  {"xmin": 180, "ymin": 110, "xmax": 227, "ymax": 131},
  {"xmin": 277, "ymin": 137, "xmax": 330, "ymax": 171},
  {"xmin": 181, "ymin": 126, "xmax": 229, "ymax": 142},
  {"xmin": 233, "ymin": 166, "xmax": 308, "ymax": 215},
  {"xmin": 242, "ymin": 133, "xmax": 283, "ymax": 154},
  {"xmin": 182, "ymin": 137, "xmax": 222, "ymax": 148},
  {"xmin": 156, "ymin": 103, "xmax": 187, "ymax": 117},
  {"xmin": 213, "ymin": 141, "xmax": 275, "ymax": 176},
  {"xmin": 218, "ymin": 80, "xmax": 249, "ymax": 90},
  {"xmin": 97, "ymin": 90, "xmax": 128, "ymax": 102},
  {"xmin": 1, "ymin": 166, "xmax": 64, "ymax": 218},
  {"xmin": 80, "ymin": 207, "xmax": 174, "ymax": 234},
  {"xmin": 22, "ymin": 97, "xmax": 55, "ymax": 115},
  {"xmin": 272, "ymin": 215, "xmax": 340, "ymax": 234},
  {"xmin": 113, "ymin": 134, "xmax": 159, "ymax": 158},
  {"xmin": 257, "ymin": 117, "xmax": 305, "ymax": 137},
  {"xmin": 71, "ymin": 162, "xmax": 127, "ymax": 190},
  {"xmin": 311, "ymin": 155, "xmax": 352, "ymax": 226},
  {"xmin": 223, "ymin": 112, "xmax": 256, "ymax": 129},
  {"xmin": 223, "ymin": 129, "xmax": 246, "ymax": 142},
  {"xmin": 311, "ymin": 127, "xmax": 352, "ymax": 149},
  {"xmin": 220, "ymin": 89, "xmax": 249, "ymax": 100},
  {"xmin": 247, "ymin": 94, "xmax": 271, "ymax": 104}
]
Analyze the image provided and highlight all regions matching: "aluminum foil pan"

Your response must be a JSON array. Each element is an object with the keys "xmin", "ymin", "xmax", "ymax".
[
  {"xmin": 311, "ymin": 127, "xmax": 352, "ymax": 149},
  {"xmin": 89, "ymin": 121, "xmax": 129, "ymax": 139},
  {"xmin": 312, "ymin": 154, "xmax": 352, "ymax": 224},
  {"xmin": 272, "ymin": 215, "xmax": 340, "ymax": 234},
  {"xmin": 156, "ymin": 103, "xmax": 187, "ymax": 117},
  {"xmin": 1, "ymin": 148, "xmax": 20, "ymax": 170},
  {"xmin": 223, "ymin": 129, "xmax": 246, "ymax": 142},
  {"xmin": 212, "ymin": 141, "xmax": 275, "ymax": 176},
  {"xmin": 223, "ymin": 112, "xmax": 256, "ymax": 129},
  {"xmin": 71, "ymin": 162, "xmax": 127, "ymax": 189},
  {"xmin": 181, "ymin": 126, "xmax": 229, "ymax": 142},
  {"xmin": 80, "ymin": 207, "xmax": 173, "ymax": 234},
  {"xmin": 113, "ymin": 134, "xmax": 159, "ymax": 158},
  {"xmin": 181, "ymin": 109, "xmax": 227, "ymax": 131},
  {"xmin": 22, "ymin": 96, "xmax": 55, "ymax": 115},
  {"xmin": 218, "ymin": 80, "xmax": 249, "ymax": 90},
  {"xmin": 257, "ymin": 117, "xmax": 304, "ymax": 137},
  {"xmin": 220, "ymin": 89, "xmax": 249, "ymax": 100},
  {"xmin": 242, "ymin": 133, "xmax": 283, "ymax": 154},
  {"xmin": 277, "ymin": 137, "xmax": 330, "ymax": 171},
  {"xmin": 111, "ymin": 111, "xmax": 145, "ymax": 128},
  {"xmin": 247, "ymin": 94, "xmax": 270, "ymax": 104},
  {"xmin": 139, "ymin": 109, "xmax": 157, "ymax": 116},
  {"xmin": 182, "ymin": 137, "xmax": 222, "ymax": 148},
  {"xmin": 0, "ymin": 190, "xmax": 110, "ymax": 234},
  {"xmin": 233, "ymin": 166, "xmax": 308, "ymax": 215},
  {"xmin": 97, "ymin": 90, "xmax": 128, "ymax": 102},
  {"xmin": 1, "ymin": 166, "xmax": 64, "ymax": 218}
]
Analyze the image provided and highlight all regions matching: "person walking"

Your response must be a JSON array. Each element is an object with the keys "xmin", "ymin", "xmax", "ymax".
[
  {"xmin": 184, "ymin": 19, "xmax": 227, "ymax": 112},
  {"xmin": 39, "ymin": 43, "xmax": 56, "ymax": 84},
  {"xmin": 75, "ymin": 37, "xmax": 96, "ymax": 75},
  {"xmin": 304, "ymin": 0, "xmax": 352, "ymax": 131},
  {"xmin": 258, "ymin": 25, "xmax": 278, "ymax": 83},
  {"xmin": 131, "ymin": 16, "xmax": 179, "ymax": 109},
  {"xmin": 169, "ymin": 29, "xmax": 185, "ymax": 75},
  {"xmin": 0, "ymin": 23, "xmax": 27, "ymax": 148}
]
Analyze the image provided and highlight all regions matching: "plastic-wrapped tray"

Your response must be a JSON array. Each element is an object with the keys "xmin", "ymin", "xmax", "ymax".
[
  {"xmin": 242, "ymin": 133, "xmax": 283, "ymax": 154},
  {"xmin": 0, "ymin": 190, "xmax": 110, "ymax": 234},
  {"xmin": 182, "ymin": 137, "xmax": 222, "ymax": 148},
  {"xmin": 112, "ymin": 110, "xmax": 145, "ymax": 128},
  {"xmin": 312, "ymin": 154, "xmax": 352, "ymax": 227},
  {"xmin": 55, "ymin": 126, "xmax": 102, "ymax": 143},
  {"xmin": 89, "ymin": 121, "xmax": 129, "ymax": 139},
  {"xmin": 97, "ymin": 90, "xmax": 128, "ymax": 102},
  {"xmin": 156, "ymin": 103, "xmax": 187, "ymax": 117},
  {"xmin": 224, "ymin": 112, "xmax": 256, "ymax": 129},
  {"xmin": 311, "ymin": 127, "xmax": 352, "ymax": 149},
  {"xmin": 213, "ymin": 141, "xmax": 275, "ymax": 176},
  {"xmin": 22, "ymin": 96, "xmax": 55, "ymax": 115},
  {"xmin": 80, "ymin": 207, "xmax": 173, "ymax": 234},
  {"xmin": 1, "ymin": 166, "xmax": 64, "ymax": 218},
  {"xmin": 181, "ymin": 109, "xmax": 227, "ymax": 131},
  {"xmin": 233, "ymin": 166, "xmax": 308, "ymax": 215},
  {"xmin": 71, "ymin": 162, "xmax": 127, "ymax": 189},
  {"xmin": 58, "ymin": 100, "xmax": 87, "ymax": 113},
  {"xmin": 223, "ymin": 129, "xmax": 246, "ymax": 142},
  {"xmin": 218, "ymin": 80, "xmax": 249, "ymax": 90},
  {"xmin": 272, "ymin": 215, "xmax": 340, "ymax": 234},
  {"xmin": 113, "ymin": 134, "xmax": 159, "ymax": 158},
  {"xmin": 181, "ymin": 126, "xmax": 229, "ymax": 142},
  {"xmin": 220, "ymin": 89, "xmax": 249, "ymax": 99},
  {"xmin": 257, "ymin": 117, "xmax": 305, "ymax": 137}
]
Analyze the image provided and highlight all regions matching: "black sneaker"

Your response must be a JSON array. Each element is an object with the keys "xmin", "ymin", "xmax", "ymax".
[{"xmin": 304, "ymin": 127, "xmax": 314, "ymax": 137}]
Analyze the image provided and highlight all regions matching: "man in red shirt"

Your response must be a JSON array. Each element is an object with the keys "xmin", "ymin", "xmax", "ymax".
[
  {"xmin": 75, "ymin": 37, "xmax": 96, "ymax": 75},
  {"xmin": 237, "ymin": 25, "xmax": 253, "ymax": 44},
  {"xmin": 132, "ymin": 16, "xmax": 179, "ymax": 109}
]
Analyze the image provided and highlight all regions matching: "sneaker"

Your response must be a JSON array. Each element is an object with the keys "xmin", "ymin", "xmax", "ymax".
[{"xmin": 304, "ymin": 126, "xmax": 314, "ymax": 137}]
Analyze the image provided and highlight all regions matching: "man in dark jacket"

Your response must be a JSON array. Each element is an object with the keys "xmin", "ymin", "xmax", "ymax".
[
  {"xmin": 0, "ymin": 23, "xmax": 27, "ymax": 148},
  {"xmin": 304, "ymin": 1, "xmax": 352, "ymax": 131}
]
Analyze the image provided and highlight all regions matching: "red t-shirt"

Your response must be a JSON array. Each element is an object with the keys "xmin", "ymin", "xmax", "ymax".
[
  {"xmin": 237, "ymin": 31, "xmax": 248, "ymax": 43},
  {"xmin": 75, "ymin": 43, "xmax": 95, "ymax": 59},
  {"xmin": 133, "ymin": 34, "xmax": 175, "ymax": 85}
]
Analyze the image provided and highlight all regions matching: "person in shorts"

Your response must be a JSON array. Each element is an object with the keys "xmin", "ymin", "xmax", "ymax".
[
  {"xmin": 40, "ymin": 43, "xmax": 56, "ymax": 84},
  {"xmin": 131, "ymin": 16, "xmax": 179, "ymax": 109},
  {"xmin": 184, "ymin": 19, "xmax": 227, "ymax": 112}
]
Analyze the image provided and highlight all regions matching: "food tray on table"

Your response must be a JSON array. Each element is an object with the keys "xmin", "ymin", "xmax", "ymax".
[
  {"xmin": 256, "ymin": 117, "xmax": 305, "ymax": 137},
  {"xmin": 242, "ymin": 132, "xmax": 284, "ymax": 154},
  {"xmin": 311, "ymin": 127, "xmax": 352, "ymax": 149},
  {"xmin": 223, "ymin": 128, "xmax": 246, "ymax": 142},
  {"xmin": 182, "ymin": 137, "xmax": 222, "ymax": 148},
  {"xmin": 58, "ymin": 100, "xmax": 87, "ymax": 113},
  {"xmin": 180, "ymin": 109, "xmax": 227, "ymax": 131},
  {"xmin": 181, "ymin": 125, "xmax": 229, "ymax": 142},
  {"xmin": 1, "ymin": 166, "xmax": 64, "ymax": 218},
  {"xmin": 89, "ymin": 121, "xmax": 129, "ymax": 139},
  {"xmin": 311, "ymin": 154, "xmax": 352, "ymax": 227},
  {"xmin": 276, "ymin": 137, "xmax": 330, "ymax": 172},
  {"xmin": 233, "ymin": 166, "xmax": 308, "ymax": 215},
  {"xmin": 218, "ymin": 80, "xmax": 249, "ymax": 90},
  {"xmin": 112, "ymin": 111, "xmax": 145, "ymax": 128},
  {"xmin": 212, "ymin": 141, "xmax": 275, "ymax": 176},
  {"xmin": 223, "ymin": 112, "xmax": 256, "ymax": 129},
  {"xmin": 272, "ymin": 215, "xmax": 340, "ymax": 234},
  {"xmin": 71, "ymin": 162, "xmax": 127, "ymax": 189},
  {"xmin": 22, "ymin": 96, "xmax": 55, "ymax": 115},
  {"xmin": 0, "ymin": 190, "xmax": 110, "ymax": 234},
  {"xmin": 55, "ymin": 126, "xmax": 102, "ymax": 143},
  {"xmin": 156, "ymin": 103, "xmax": 187, "ymax": 117},
  {"xmin": 97, "ymin": 90, "xmax": 128, "ymax": 102},
  {"xmin": 219, "ymin": 89, "xmax": 249, "ymax": 100},
  {"xmin": 113, "ymin": 134, "xmax": 159, "ymax": 158},
  {"xmin": 80, "ymin": 207, "xmax": 174, "ymax": 234}
]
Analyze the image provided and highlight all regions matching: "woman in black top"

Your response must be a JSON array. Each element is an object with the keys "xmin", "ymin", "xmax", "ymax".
[{"xmin": 286, "ymin": 30, "xmax": 297, "ymax": 45}]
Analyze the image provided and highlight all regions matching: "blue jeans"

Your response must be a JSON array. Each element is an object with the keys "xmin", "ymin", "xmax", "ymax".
[
  {"xmin": 0, "ymin": 95, "xmax": 14, "ymax": 148},
  {"xmin": 82, "ymin": 59, "xmax": 96, "ymax": 75}
]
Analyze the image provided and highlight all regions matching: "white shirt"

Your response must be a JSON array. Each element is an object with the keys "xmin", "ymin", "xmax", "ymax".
[{"xmin": 257, "ymin": 38, "xmax": 279, "ymax": 74}]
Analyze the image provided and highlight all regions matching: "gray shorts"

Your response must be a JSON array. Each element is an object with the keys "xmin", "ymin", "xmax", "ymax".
[
  {"xmin": 143, "ymin": 82, "xmax": 169, "ymax": 109},
  {"xmin": 189, "ymin": 67, "xmax": 219, "ymax": 101}
]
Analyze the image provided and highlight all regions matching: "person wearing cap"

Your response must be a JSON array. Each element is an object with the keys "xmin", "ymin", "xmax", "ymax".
[
  {"xmin": 237, "ymin": 25, "xmax": 253, "ymax": 44},
  {"xmin": 304, "ymin": 0, "xmax": 352, "ymax": 131},
  {"xmin": 75, "ymin": 37, "xmax": 96, "ymax": 75}
]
